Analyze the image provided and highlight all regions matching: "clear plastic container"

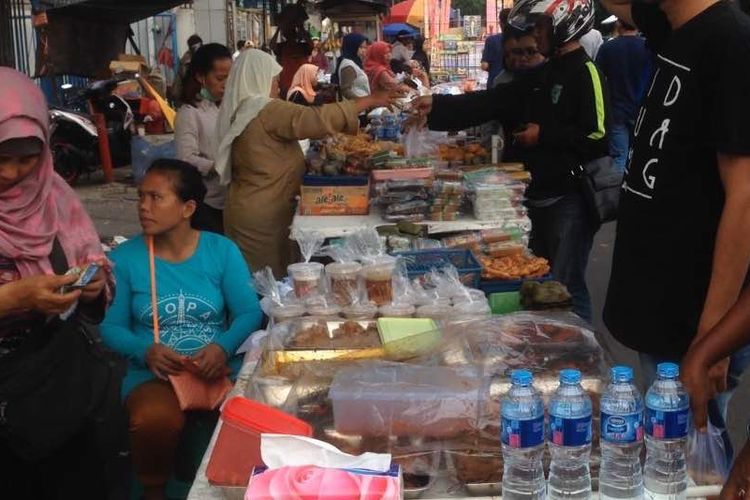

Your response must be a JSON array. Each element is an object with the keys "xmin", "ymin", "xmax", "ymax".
[
  {"xmin": 416, "ymin": 304, "xmax": 448, "ymax": 320},
  {"xmin": 270, "ymin": 303, "xmax": 306, "ymax": 323},
  {"xmin": 206, "ymin": 397, "xmax": 313, "ymax": 487},
  {"xmin": 287, "ymin": 262, "xmax": 324, "ymax": 299},
  {"xmin": 361, "ymin": 259, "xmax": 396, "ymax": 306},
  {"xmin": 325, "ymin": 262, "xmax": 362, "ymax": 306},
  {"xmin": 329, "ymin": 363, "xmax": 481, "ymax": 437},
  {"xmin": 379, "ymin": 303, "xmax": 416, "ymax": 318},
  {"xmin": 342, "ymin": 303, "xmax": 378, "ymax": 320}
]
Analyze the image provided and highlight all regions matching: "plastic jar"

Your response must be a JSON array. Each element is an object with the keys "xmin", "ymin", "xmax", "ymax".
[
  {"xmin": 361, "ymin": 258, "xmax": 397, "ymax": 306},
  {"xmin": 326, "ymin": 262, "xmax": 362, "ymax": 306},
  {"xmin": 287, "ymin": 262, "xmax": 324, "ymax": 299}
]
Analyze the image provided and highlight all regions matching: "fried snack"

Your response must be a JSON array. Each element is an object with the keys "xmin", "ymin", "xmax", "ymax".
[
  {"xmin": 479, "ymin": 254, "xmax": 551, "ymax": 280},
  {"xmin": 326, "ymin": 133, "xmax": 386, "ymax": 158}
]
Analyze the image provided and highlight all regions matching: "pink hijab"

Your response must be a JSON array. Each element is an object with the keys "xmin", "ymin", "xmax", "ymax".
[
  {"xmin": 287, "ymin": 63, "xmax": 318, "ymax": 104},
  {"xmin": 0, "ymin": 68, "xmax": 106, "ymax": 278}
]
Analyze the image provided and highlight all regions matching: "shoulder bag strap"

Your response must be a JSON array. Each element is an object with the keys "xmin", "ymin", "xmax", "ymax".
[{"xmin": 148, "ymin": 236, "xmax": 160, "ymax": 345}]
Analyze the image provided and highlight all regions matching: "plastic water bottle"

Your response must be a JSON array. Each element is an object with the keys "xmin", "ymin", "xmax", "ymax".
[
  {"xmin": 644, "ymin": 363, "xmax": 689, "ymax": 500},
  {"xmin": 548, "ymin": 369, "xmax": 593, "ymax": 500},
  {"xmin": 501, "ymin": 369, "xmax": 546, "ymax": 500},
  {"xmin": 599, "ymin": 366, "xmax": 644, "ymax": 500}
]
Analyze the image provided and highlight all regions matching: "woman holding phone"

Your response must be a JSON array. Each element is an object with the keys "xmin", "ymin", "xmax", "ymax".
[{"xmin": 0, "ymin": 68, "xmax": 112, "ymax": 499}]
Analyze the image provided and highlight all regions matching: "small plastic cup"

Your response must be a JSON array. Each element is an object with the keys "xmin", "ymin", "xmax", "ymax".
[
  {"xmin": 361, "ymin": 259, "xmax": 397, "ymax": 306},
  {"xmin": 326, "ymin": 262, "xmax": 362, "ymax": 306},
  {"xmin": 288, "ymin": 262, "xmax": 324, "ymax": 299}
]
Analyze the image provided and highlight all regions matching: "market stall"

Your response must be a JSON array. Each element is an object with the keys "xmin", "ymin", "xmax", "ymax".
[{"xmin": 183, "ymin": 81, "xmax": 723, "ymax": 500}]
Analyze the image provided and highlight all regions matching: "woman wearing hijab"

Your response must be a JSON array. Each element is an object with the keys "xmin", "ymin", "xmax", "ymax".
[
  {"xmin": 216, "ymin": 49, "xmax": 393, "ymax": 277},
  {"xmin": 287, "ymin": 63, "xmax": 322, "ymax": 106},
  {"xmin": 333, "ymin": 33, "xmax": 370, "ymax": 100},
  {"xmin": 0, "ymin": 68, "xmax": 112, "ymax": 498},
  {"xmin": 365, "ymin": 41, "xmax": 408, "ymax": 93}
]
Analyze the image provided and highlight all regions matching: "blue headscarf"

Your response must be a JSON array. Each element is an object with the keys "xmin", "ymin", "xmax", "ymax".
[{"xmin": 332, "ymin": 33, "xmax": 368, "ymax": 85}]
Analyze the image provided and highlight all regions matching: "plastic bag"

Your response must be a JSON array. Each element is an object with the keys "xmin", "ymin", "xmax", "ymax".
[
  {"xmin": 687, "ymin": 423, "xmax": 729, "ymax": 485},
  {"xmin": 402, "ymin": 127, "xmax": 439, "ymax": 159},
  {"xmin": 292, "ymin": 228, "xmax": 325, "ymax": 263}
]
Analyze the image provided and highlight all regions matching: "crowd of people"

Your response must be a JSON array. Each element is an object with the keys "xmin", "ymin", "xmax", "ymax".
[{"xmin": 2, "ymin": 0, "xmax": 750, "ymax": 498}]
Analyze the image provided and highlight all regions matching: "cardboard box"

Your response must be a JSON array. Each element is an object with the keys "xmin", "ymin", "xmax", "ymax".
[
  {"xmin": 300, "ymin": 176, "xmax": 370, "ymax": 216},
  {"xmin": 109, "ymin": 54, "xmax": 148, "ymax": 76}
]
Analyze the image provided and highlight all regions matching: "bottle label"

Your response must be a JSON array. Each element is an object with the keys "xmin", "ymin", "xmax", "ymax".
[
  {"xmin": 550, "ymin": 415, "xmax": 592, "ymax": 446},
  {"xmin": 645, "ymin": 407, "xmax": 689, "ymax": 439},
  {"xmin": 502, "ymin": 415, "xmax": 544, "ymax": 448},
  {"xmin": 601, "ymin": 411, "xmax": 644, "ymax": 443}
]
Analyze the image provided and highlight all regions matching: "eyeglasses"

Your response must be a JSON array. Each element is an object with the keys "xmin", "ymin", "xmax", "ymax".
[{"xmin": 510, "ymin": 47, "xmax": 540, "ymax": 57}]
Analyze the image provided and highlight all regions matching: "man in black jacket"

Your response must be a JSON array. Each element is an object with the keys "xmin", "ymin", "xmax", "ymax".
[{"xmin": 414, "ymin": 0, "xmax": 609, "ymax": 321}]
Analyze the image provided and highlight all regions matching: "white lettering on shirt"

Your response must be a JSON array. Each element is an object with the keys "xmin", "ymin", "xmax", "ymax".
[
  {"xmin": 663, "ymin": 76, "xmax": 682, "ymax": 107},
  {"xmin": 650, "ymin": 119, "xmax": 671, "ymax": 150}
]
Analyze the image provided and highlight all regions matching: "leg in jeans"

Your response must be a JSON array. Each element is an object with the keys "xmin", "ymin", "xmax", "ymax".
[
  {"xmin": 608, "ymin": 122, "xmax": 631, "ymax": 173},
  {"xmin": 529, "ymin": 191, "xmax": 597, "ymax": 322},
  {"xmin": 127, "ymin": 379, "xmax": 186, "ymax": 500}
]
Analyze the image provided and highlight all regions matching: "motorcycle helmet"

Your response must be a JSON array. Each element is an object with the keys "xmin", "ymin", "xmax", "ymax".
[{"xmin": 509, "ymin": 0, "xmax": 595, "ymax": 46}]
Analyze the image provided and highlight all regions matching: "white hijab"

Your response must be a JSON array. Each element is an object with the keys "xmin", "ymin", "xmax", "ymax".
[{"xmin": 215, "ymin": 49, "xmax": 282, "ymax": 185}]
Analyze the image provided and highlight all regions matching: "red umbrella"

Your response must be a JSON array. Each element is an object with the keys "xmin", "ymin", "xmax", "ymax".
[{"xmin": 384, "ymin": 0, "xmax": 424, "ymax": 25}]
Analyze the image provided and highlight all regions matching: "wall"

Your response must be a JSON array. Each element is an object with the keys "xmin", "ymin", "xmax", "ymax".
[{"xmin": 193, "ymin": 0, "xmax": 229, "ymax": 45}]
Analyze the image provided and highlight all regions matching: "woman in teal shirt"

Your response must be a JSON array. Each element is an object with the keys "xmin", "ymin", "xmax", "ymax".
[{"xmin": 101, "ymin": 159, "xmax": 262, "ymax": 500}]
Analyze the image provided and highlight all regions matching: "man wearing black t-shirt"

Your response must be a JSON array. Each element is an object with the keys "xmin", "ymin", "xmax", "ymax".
[{"xmin": 602, "ymin": 0, "xmax": 750, "ymax": 452}]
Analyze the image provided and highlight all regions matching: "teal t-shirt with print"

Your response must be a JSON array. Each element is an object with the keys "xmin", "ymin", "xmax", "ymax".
[{"xmin": 101, "ymin": 232, "xmax": 263, "ymax": 399}]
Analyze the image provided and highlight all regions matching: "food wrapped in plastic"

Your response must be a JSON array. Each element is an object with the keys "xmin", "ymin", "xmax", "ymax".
[
  {"xmin": 329, "ymin": 361, "xmax": 483, "ymax": 437},
  {"xmin": 442, "ymin": 232, "xmax": 482, "ymax": 250},
  {"xmin": 303, "ymin": 294, "xmax": 342, "ymax": 318},
  {"xmin": 379, "ymin": 303, "xmax": 416, "ymax": 318},
  {"xmin": 361, "ymin": 256, "xmax": 398, "ymax": 306},
  {"xmin": 485, "ymin": 240, "xmax": 527, "ymax": 258},
  {"xmin": 325, "ymin": 262, "xmax": 362, "ymax": 306}
]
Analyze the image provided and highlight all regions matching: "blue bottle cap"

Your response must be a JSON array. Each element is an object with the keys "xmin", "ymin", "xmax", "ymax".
[
  {"xmin": 511, "ymin": 369, "xmax": 533, "ymax": 385},
  {"xmin": 657, "ymin": 362, "xmax": 679, "ymax": 379},
  {"xmin": 611, "ymin": 366, "xmax": 634, "ymax": 383},
  {"xmin": 560, "ymin": 369, "xmax": 581, "ymax": 384}
]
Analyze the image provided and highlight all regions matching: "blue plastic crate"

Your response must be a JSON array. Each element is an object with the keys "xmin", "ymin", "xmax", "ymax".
[
  {"xmin": 395, "ymin": 249, "xmax": 482, "ymax": 289},
  {"xmin": 479, "ymin": 274, "xmax": 554, "ymax": 294}
]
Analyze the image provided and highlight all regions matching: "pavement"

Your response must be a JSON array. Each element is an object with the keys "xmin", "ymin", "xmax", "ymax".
[{"xmin": 76, "ymin": 173, "xmax": 750, "ymax": 457}]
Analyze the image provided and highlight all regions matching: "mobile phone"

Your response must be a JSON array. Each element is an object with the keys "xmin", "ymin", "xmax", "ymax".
[{"xmin": 67, "ymin": 263, "xmax": 101, "ymax": 290}]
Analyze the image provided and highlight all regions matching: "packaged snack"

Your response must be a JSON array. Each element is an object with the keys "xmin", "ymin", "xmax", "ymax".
[
  {"xmin": 288, "ymin": 262, "xmax": 325, "ymax": 299},
  {"xmin": 361, "ymin": 258, "xmax": 397, "ymax": 306},
  {"xmin": 325, "ymin": 262, "xmax": 362, "ymax": 306}
]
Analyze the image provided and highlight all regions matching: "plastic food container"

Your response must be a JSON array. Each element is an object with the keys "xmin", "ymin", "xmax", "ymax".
[
  {"xmin": 361, "ymin": 259, "xmax": 396, "ymax": 306},
  {"xmin": 379, "ymin": 303, "xmax": 416, "ymax": 318},
  {"xmin": 342, "ymin": 303, "xmax": 379, "ymax": 320},
  {"xmin": 486, "ymin": 241, "xmax": 526, "ymax": 258},
  {"xmin": 416, "ymin": 304, "xmax": 448, "ymax": 320},
  {"xmin": 270, "ymin": 303, "xmax": 306, "ymax": 323},
  {"xmin": 329, "ymin": 364, "xmax": 480, "ymax": 437},
  {"xmin": 206, "ymin": 397, "xmax": 313, "ymax": 486},
  {"xmin": 325, "ymin": 262, "xmax": 362, "ymax": 305},
  {"xmin": 287, "ymin": 262, "xmax": 324, "ymax": 299}
]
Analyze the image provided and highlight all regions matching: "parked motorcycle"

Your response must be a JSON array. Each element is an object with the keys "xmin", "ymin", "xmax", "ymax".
[{"xmin": 49, "ymin": 78, "xmax": 134, "ymax": 184}]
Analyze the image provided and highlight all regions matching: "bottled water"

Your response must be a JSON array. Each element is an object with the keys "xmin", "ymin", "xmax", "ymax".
[
  {"xmin": 502, "ymin": 369, "xmax": 546, "ymax": 500},
  {"xmin": 644, "ymin": 363, "xmax": 689, "ymax": 500},
  {"xmin": 548, "ymin": 369, "xmax": 593, "ymax": 500},
  {"xmin": 599, "ymin": 366, "xmax": 644, "ymax": 500}
]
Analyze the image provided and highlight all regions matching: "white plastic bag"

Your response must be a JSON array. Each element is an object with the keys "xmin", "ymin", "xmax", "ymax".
[{"xmin": 687, "ymin": 422, "xmax": 730, "ymax": 485}]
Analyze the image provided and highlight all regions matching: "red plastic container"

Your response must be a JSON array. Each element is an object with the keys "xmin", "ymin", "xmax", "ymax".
[{"xmin": 206, "ymin": 397, "xmax": 313, "ymax": 486}]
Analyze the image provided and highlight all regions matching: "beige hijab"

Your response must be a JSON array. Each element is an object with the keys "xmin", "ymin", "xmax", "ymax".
[{"xmin": 214, "ymin": 49, "xmax": 282, "ymax": 185}]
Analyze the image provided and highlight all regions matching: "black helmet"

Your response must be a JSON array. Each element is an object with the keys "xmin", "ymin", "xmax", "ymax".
[{"xmin": 509, "ymin": 0, "xmax": 595, "ymax": 46}]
